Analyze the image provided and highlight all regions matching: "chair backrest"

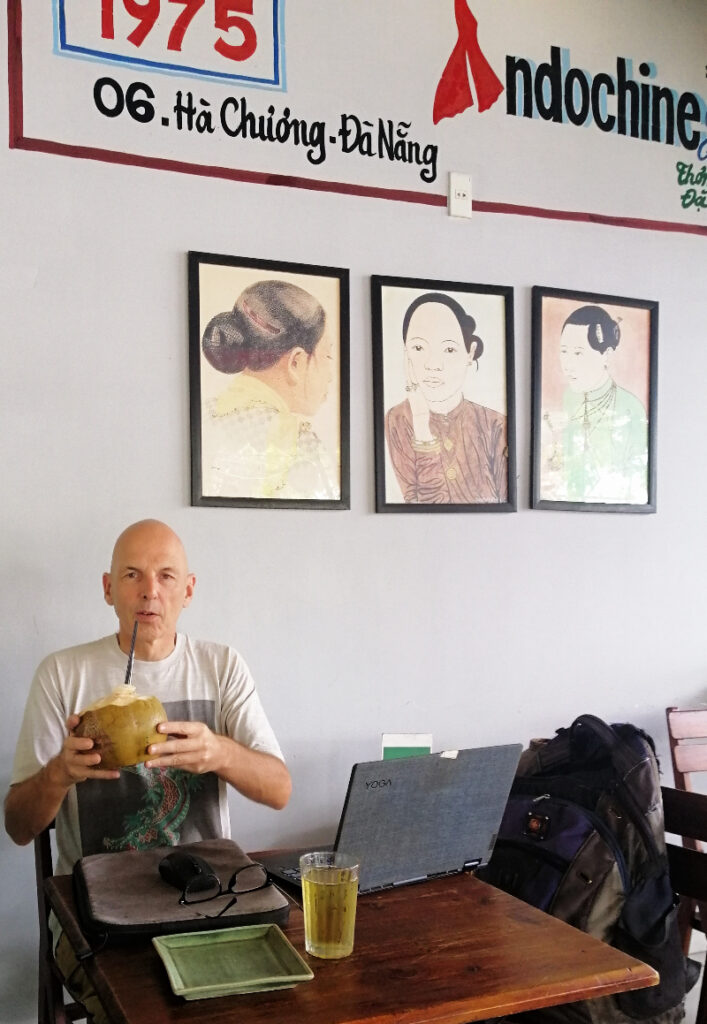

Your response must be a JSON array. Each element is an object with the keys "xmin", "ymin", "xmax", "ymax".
[
  {"xmin": 34, "ymin": 825, "xmax": 86, "ymax": 1024},
  {"xmin": 661, "ymin": 786, "xmax": 707, "ymax": 1024},
  {"xmin": 666, "ymin": 707, "xmax": 707, "ymax": 791}
]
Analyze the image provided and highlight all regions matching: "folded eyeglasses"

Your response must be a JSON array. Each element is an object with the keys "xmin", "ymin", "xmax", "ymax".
[{"xmin": 179, "ymin": 862, "xmax": 272, "ymax": 918}]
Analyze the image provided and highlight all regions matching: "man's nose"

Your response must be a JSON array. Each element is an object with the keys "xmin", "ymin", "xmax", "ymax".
[{"xmin": 141, "ymin": 574, "xmax": 158, "ymax": 598}]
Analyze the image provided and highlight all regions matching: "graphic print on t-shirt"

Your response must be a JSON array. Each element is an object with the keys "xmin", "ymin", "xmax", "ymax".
[{"xmin": 76, "ymin": 700, "xmax": 222, "ymax": 854}]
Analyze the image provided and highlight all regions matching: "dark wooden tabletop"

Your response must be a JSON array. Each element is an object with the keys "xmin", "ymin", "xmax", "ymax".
[{"xmin": 47, "ymin": 869, "xmax": 658, "ymax": 1024}]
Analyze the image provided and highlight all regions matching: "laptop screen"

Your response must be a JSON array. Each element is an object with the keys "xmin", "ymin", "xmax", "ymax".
[{"xmin": 335, "ymin": 745, "xmax": 521, "ymax": 893}]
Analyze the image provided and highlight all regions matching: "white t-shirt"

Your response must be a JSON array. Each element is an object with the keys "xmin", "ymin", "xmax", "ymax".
[{"xmin": 11, "ymin": 634, "xmax": 284, "ymax": 876}]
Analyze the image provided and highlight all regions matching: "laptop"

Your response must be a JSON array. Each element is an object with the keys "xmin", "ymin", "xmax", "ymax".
[{"xmin": 261, "ymin": 744, "xmax": 521, "ymax": 894}]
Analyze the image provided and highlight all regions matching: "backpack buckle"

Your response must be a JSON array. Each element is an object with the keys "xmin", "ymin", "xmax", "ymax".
[{"xmin": 524, "ymin": 811, "xmax": 550, "ymax": 839}]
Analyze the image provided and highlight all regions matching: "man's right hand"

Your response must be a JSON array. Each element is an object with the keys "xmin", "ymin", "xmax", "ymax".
[
  {"xmin": 3, "ymin": 714, "xmax": 120, "ymax": 846},
  {"xmin": 52, "ymin": 714, "xmax": 122, "ymax": 785}
]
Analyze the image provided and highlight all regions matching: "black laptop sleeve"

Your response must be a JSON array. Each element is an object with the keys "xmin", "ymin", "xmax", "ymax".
[{"xmin": 72, "ymin": 838, "xmax": 290, "ymax": 947}]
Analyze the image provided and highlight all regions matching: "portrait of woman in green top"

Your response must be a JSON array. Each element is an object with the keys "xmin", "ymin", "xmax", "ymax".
[{"xmin": 540, "ymin": 302, "xmax": 650, "ymax": 506}]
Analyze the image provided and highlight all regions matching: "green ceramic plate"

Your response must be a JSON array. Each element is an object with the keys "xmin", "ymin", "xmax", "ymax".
[{"xmin": 152, "ymin": 924, "xmax": 313, "ymax": 1000}]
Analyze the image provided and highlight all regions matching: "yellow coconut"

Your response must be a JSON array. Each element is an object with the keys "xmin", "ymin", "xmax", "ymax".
[{"xmin": 74, "ymin": 685, "xmax": 167, "ymax": 769}]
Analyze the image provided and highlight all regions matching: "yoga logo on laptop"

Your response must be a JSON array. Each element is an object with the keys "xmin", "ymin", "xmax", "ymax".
[
  {"xmin": 365, "ymin": 778, "xmax": 392, "ymax": 790},
  {"xmin": 433, "ymin": 0, "xmax": 503, "ymax": 124}
]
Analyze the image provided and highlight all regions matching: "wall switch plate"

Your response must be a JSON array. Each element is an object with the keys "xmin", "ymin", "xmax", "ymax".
[{"xmin": 448, "ymin": 172, "xmax": 472, "ymax": 218}]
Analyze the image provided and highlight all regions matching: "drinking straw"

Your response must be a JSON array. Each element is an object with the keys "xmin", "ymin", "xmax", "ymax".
[{"xmin": 124, "ymin": 621, "xmax": 138, "ymax": 685}]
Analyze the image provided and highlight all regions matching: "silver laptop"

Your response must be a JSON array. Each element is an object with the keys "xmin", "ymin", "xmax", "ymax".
[{"xmin": 261, "ymin": 744, "xmax": 521, "ymax": 894}]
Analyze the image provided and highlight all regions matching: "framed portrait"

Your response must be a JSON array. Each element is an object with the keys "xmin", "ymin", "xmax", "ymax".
[
  {"xmin": 371, "ymin": 276, "xmax": 516, "ymax": 513},
  {"xmin": 531, "ymin": 286, "xmax": 658, "ymax": 513},
  {"xmin": 189, "ymin": 252, "xmax": 350, "ymax": 509}
]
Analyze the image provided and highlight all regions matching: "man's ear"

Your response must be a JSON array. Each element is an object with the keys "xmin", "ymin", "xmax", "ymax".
[
  {"xmin": 102, "ymin": 572, "xmax": 114, "ymax": 607},
  {"xmin": 183, "ymin": 574, "xmax": 196, "ymax": 609}
]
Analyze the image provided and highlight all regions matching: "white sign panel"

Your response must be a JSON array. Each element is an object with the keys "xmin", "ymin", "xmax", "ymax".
[{"xmin": 9, "ymin": 1, "xmax": 707, "ymax": 234}]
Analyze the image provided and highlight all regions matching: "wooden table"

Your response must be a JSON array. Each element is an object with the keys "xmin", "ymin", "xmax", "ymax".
[{"xmin": 47, "ymin": 870, "xmax": 658, "ymax": 1024}]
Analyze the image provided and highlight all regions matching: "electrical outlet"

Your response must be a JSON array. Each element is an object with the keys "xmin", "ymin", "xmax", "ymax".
[{"xmin": 448, "ymin": 172, "xmax": 472, "ymax": 218}]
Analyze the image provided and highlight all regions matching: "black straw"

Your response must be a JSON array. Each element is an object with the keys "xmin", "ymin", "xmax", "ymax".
[{"xmin": 124, "ymin": 621, "xmax": 138, "ymax": 685}]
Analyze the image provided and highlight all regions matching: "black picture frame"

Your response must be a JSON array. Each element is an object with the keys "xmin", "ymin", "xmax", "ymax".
[
  {"xmin": 531, "ymin": 286, "xmax": 658, "ymax": 513},
  {"xmin": 189, "ymin": 251, "xmax": 350, "ymax": 509},
  {"xmin": 371, "ymin": 275, "xmax": 516, "ymax": 513}
]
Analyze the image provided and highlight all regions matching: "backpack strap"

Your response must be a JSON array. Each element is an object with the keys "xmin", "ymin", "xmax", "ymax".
[
  {"xmin": 570, "ymin": 715, "xmax": 665, "ymax": 870},
  {"xmin": 570, "ymin": 715, "xmax": 641, "ymax": 778}
]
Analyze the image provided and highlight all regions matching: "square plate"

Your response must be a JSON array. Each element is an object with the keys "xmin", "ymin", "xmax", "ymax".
[{"xmin": 152, "ymin": 924, "xmax": 314, "ymax": 1000}]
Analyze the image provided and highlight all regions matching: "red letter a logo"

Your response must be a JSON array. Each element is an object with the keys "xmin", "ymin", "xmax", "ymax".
[{"xmin": 433, "ymin": 0, "xmax": 503, "ymax": 124}]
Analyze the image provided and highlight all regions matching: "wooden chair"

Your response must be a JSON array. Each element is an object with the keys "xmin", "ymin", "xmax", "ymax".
[
  {"xmin": 35, "ymin": 824, "xmax": 87, "ymax": 1024},
  {"xmin": 666, "ymin": 707, "xmax": 707, "ymax": 791},
  {"xmin": 666, "ymin": 706, "xmax": 707, "ymax": 952},
  {"xmin": 662, "ymin": 786, "xmax": 707, "ymax": 1024}
]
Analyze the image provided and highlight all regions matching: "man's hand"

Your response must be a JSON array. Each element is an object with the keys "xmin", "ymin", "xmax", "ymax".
[
  {"xmin": 51, "ymin": 713, "xmax": 122, "ymax": 785},
  {"xmin": 145, "ymin": 720, "xmax": 292, "ymax": 810},
  {"xmin": 4, "ymin": 714, "xmax": 120, "ymax": 846},
  {"xmin": 145, "ymin": 720, "xmax": 221, "ymax": 775}
]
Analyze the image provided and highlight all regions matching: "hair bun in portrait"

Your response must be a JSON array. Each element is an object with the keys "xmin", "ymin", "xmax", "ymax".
[
  {"xmin": 563, "ymin": 305, "xmax": 621, "ymax": 354},
  {"xmin": 202, "ymin": 311, "xmax": 249, "ymax": 374},
  {"xmin": 202, "ymin": 280, "xmax": 326, "ymax": 376}
]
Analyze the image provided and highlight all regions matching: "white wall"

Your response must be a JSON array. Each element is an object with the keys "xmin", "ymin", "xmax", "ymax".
[{"xmin": 1, "ymin": 15, "xmax": 706, "ymax": 1024}]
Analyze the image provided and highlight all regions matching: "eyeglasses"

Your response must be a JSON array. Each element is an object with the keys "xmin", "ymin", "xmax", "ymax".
[{"xmin": 179, "ymin": 862, "xmax": 272, "ymax": 918}]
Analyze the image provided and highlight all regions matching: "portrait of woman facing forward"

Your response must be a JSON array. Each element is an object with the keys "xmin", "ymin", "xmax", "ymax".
[{"xmin": 384, "ymin": 292, "xmax": 509, "ymax": 505}]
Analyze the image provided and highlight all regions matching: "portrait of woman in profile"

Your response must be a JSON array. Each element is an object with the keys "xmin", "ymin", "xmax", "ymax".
[
  {"xmin": 200, "ymin": 278, "xmax": 338, "ymax": 501},
  {"xmin": 384, "ymin": 292, "xmax": 509, "ymax": 505},
  {"xmin": 546, "ymin": 304, "xmax": 649, "ymax": 504}
]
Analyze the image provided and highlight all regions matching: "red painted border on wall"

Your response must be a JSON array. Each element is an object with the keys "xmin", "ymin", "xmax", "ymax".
[{"xmin": 7, "ymin": 1, "xmax": 707, "ymax": 238}]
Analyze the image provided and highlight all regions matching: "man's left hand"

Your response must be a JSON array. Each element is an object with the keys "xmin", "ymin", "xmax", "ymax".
[
  {"xmin": 145, "ymin": 720, "xmax": 222, "ymax": 775},
  {"xmin": 144, "ymin": 720, "xmax": 291, "ymax": 809}
]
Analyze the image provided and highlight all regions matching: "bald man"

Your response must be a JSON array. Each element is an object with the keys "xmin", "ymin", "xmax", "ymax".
[
  {"xmin": 5, "ymin": 519, "xmax": 291, "ymax": 861},
  {"xmin": 5, "ymin": 520, "xmax": 291, "ymax": 1022}
]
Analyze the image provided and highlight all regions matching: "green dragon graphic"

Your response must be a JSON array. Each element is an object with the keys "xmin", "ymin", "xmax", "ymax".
[{"xmin": 102, "ymin": 765, "xmax": 203, "ymax": 851}]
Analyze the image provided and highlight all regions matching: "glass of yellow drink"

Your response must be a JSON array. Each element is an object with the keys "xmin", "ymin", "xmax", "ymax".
[{"xmin": 299, "ymin": 851, "xmax": 359, "ymax": 959}]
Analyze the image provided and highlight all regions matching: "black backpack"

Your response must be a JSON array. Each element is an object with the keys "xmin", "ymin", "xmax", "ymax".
[{"xmin": 479, "ymin": 715, "xmax": 694, "ymax": 1024}]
